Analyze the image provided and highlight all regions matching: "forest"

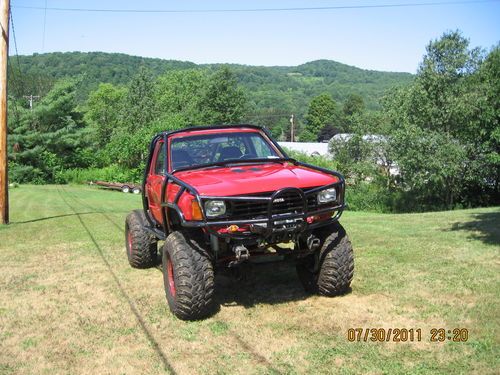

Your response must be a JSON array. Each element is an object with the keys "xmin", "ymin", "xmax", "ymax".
[
  {"xmin": 6, "ymin": 30, "xmax": 499, "ymax": 212},
  {"xmin": 9, "ymin": 51, "xmax": 412, "ymax": 114}
]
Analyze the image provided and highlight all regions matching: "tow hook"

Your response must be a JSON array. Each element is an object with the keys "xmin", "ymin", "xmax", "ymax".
[
  {"xmin": 235, "ymin": 245, "xmax": 250, "ymax": 261},
  {"xmin": 307, "ymin": 235, "xmax": 321, "ymax": 251},
  {"xmin": 229, "ymin": 245, "xmax": 250, "ymax": 267}
]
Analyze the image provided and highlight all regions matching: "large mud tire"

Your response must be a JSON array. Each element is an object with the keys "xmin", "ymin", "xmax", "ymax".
[
  {"xmin": 125, "ymin": 210, "xmax": 158, "ymax": 268},
  {"xmin": 162, "ymin": 231, "xmax": 215, "ymax": 320},
  {"xmin": 296, "ymin": 223, "xmax": 354, "ymax": 296}
]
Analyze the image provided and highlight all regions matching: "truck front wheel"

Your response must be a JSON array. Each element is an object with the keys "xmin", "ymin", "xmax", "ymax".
[
  {"xmin": 162, "ymin": 231, "xmax": 215, "ymax": 320},
  {"xmin": 296, "ymin": 223, "xmax": 354, "ymax": 296},
  {"xmin": 125, "ymin": 210, "xmax": 158, "ymax": 268}
]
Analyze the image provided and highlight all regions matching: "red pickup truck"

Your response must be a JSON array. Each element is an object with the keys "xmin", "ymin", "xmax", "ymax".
[{"xmin": 125, "ymin": 124, "xmax": 354, "ymax": 320}]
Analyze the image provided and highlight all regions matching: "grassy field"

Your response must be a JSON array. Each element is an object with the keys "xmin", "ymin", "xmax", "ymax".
[{"xmin": 0, "ymin": 185, "xmax": 498, "ymax": 374}]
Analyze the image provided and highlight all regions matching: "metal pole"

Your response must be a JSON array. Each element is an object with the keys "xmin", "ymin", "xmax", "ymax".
[{"xmin": 0, "ymin": 0, "xmax": 10, "ymax": 224}]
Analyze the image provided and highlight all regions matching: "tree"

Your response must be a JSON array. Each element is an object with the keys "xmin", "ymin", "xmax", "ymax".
[
  {"xmin": 383, "ymin": 30, "xmax": 498, "ymax": 208},
  {"xmin": 340, "ymin": 94, "xmax": 366, "ymax": 133},
  {"xmin": 102, "ymin": 115, "xmax": 187, "ymax": 170},
  {"xmin": 472, "ymin": 44, "xmax": 500, "ymax": 204},
  {"xmin": 317, "ymin": 124, "xmax": 342, "ymax": 142},
  {"xmin": 343, "ymin": 94, "xmax": 365, "ymax": 117},
  {"xmin": 7, "ymin": 68, "xmax": 54, "ymax": 104},
  {"xmin": 298, "ymin": 128, "xmax": 317, "ymax": 142},
  {"xmin": 386, "ymin": 30, "xmax": 484, "ymax": 137},
  {"xmin": 202, "ymin": 67, "xmax": 247, "ymax": 124},
  {"xmin": 242, "ymin": 107, "xmax": 292, "ymax": 140},
  {"xmin": 391, "ymin": 126, "xmax": 467, "ymax": 209},
  {"xmin": 330, "ymin": 133, "xmax": 379, "ymax": 183},
  {"xmin": 329, "ymin": 111, "xmax": 393, "ymax": 187},
  {"xmin": 304, "ymin": 93, "xmax": 341, "ymax": 141},
  {"xmin": 156, "ymin": 69, "xmax": 208, "ymax": 124},
  {"xmin": 9, "ymin": 80, "xmax": 89, "ymax": 183},
  {"xmin": 85, "ymin": 83, "xmax": 126, "ymax": 147},
  {"xmin": 123, "ymin": 65, "xmax": 158, "ymax": 131}
]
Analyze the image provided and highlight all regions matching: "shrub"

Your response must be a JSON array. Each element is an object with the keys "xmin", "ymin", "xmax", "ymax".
[
  {"xmin": 56, "ymin": 165, "xmax": 141, "ymax": 184},
  {"xmin": 286, "ymin": 148, "xmax": 394, "ymax": 212},
  {"xmin": 345, "ymin": 182, "xmax": 393, "ymax": 213},
  {"xmin": 9, "ymin": 163, "xmax": 46, "ymax": 185},
  {"xmin": 284, "ymin": 149, "xmax": 338, "ymax": 170}
]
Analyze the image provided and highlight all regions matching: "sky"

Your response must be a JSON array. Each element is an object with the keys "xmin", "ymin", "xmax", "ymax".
[{"xmin": 8, "ymin": 0, "xmax": 500, "ymax": 73}]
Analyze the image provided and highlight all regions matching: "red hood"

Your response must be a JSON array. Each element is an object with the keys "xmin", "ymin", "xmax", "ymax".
[{"xmin": 174, "ymin": 162, "xmax": 338, "ymax": 196}]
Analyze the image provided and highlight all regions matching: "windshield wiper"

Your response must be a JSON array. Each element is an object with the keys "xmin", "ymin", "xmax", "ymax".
[{"xmin": 172, "ymin": 157, "xmax": 296, "ymax": 173}]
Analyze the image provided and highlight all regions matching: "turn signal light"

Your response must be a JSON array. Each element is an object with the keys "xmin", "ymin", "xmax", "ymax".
[{"xmin": 191, "ymin": 200, "xmax": 203, "ymax": 220}]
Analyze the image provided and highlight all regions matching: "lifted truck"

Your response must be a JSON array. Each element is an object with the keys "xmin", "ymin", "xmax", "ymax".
[{"xmin": 125, "ymin": 124, "xmax": 354, "ymax": 320}]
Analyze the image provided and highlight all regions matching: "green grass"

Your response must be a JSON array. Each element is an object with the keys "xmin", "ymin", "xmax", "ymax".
[{"xmin": 0, "ymin": 185, "xmax": 498, "ymax": 374}]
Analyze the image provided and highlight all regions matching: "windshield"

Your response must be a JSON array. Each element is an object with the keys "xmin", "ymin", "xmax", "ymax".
[{"xmin": 170, "ymin": 131, "xmax": 281, "ymax": 170}]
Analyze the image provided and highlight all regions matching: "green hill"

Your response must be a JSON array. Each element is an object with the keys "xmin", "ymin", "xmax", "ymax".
[{"xmin": 11, "ymin": 51, "xmax": 413, "ymax": 112}]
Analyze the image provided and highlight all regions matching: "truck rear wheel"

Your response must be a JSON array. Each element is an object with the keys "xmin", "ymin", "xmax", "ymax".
[
  {"xmin": 162, "ymin": 231, "xmax": 215, "ymax": 320},
  {"xmin": 296, "ymin": 223, "xmax": 354, "ymax": 296},
  {"xmin": 125, "ymin": 210, "xmax": 158, "ymax": 268}
]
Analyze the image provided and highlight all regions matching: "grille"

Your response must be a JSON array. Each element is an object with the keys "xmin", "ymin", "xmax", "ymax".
[
  {"xmin": 271, "ymin": 191, "xmax": 304, "ymax": 215},
  {"xmin": 225, "ymin": 190, "xmax": 320, "ymax": 220}
]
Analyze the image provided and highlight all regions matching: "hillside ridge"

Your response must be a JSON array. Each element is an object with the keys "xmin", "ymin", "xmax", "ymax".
[{"xmin": 12, "ymin": 51, "xmax": 414, "ymax": 111}]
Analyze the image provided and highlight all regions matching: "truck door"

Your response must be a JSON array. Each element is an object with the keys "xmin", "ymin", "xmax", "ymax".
[{"xmin": 146, "ymin": 141, "xmax": 166, "ymax": 223}]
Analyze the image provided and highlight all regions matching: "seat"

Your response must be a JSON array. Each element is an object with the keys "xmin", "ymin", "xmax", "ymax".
[
  {"xmin": 172, "ymin": 149, "xmax": 194, "ymax": 170},
  {"xmin": 218, "ymin": 146, "xmax": 243, "ymax": 161}
]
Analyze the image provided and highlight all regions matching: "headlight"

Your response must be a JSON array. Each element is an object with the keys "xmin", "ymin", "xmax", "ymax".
[
  {"xmin": 317, "ymin": 188, "xmax": 337, "ymax": 204},
  {"xmin": 204, "ymin": 200, "xmax": 226, "ymax": 218}
]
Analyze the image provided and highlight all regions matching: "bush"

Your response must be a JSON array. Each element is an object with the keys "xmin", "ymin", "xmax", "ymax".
[
  {"xmin": 56, "ymin": 165, "xmax": 141, "ymax": 184},
  {"xmin": 285, "ymin": 148, "xmax": 394, "ymax": 212},
  {"xmin": 9, "ymin": 163, "xmax": 46, "ymax": 184},
  {"xmin": 345, "ymin": 182, "xmax": 393, "ymax": 212},
  {"xmin": 284, "ymin": 149, "xmax": 338, "ymax": 170}
]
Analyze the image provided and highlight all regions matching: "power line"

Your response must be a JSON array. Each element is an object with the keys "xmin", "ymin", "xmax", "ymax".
[
  {"xmin": 41, "ymin": 0, "xmax": 47, "ymax": 51},
  {"xmin": 9, "ymin": 10, "xmax": 20, "ymax": 68},
  {"xmin": 8, "ymin": 8, "xmax": 28, "ymax": 100},
  {"xmin": 5, "ymin": 9, "xmax": 21, "ymax": 95},
  {"xmin": 8, "ymin": 8, "xmax": 23, "ymax": 78},
  {"xmin": 11, "ymin": 0, "xmax": 500, "ymax": 14},
  {"xmin": 7, "ymin": 63, "xmax": 21, "ymax": 122},
  {"xmin": 6, "ymin": 15, "xmax": 24, "ymax": 123}
]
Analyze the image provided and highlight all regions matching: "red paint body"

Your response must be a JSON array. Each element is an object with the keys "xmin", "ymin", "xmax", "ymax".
[{"xmin": 145, "ymin": 127, "xmax": 339, "ymax": 223}]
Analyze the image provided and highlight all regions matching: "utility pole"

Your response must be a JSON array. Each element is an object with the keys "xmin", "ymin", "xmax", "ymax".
[
  {"xmin": 23, "ymin": 94, "xmax": 39, "ymax": 110},
  {"xmin": 0, "ymin": 0, "xmax": 9, "ymax": 224},
  {"xmin": 290, "ymin": 114, "xmax": 295, "ymax": 142}
]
